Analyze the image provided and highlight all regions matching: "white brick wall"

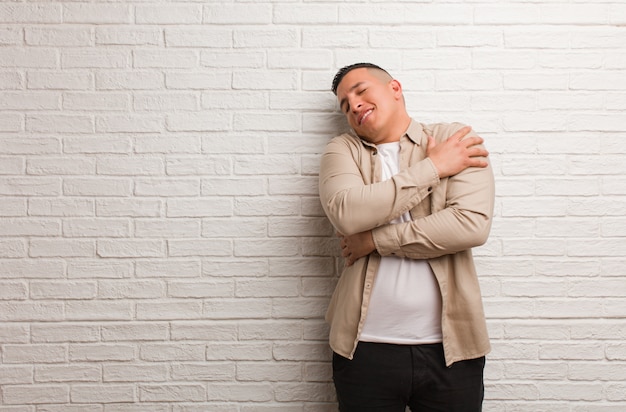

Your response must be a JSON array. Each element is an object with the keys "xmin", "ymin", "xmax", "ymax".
[{"xmin": 0, "ymin": 0, "xmax": 624, "ymax": 410}]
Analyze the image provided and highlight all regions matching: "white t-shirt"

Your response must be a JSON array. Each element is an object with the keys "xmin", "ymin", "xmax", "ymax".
[{"xmin": 360, "ymin": 141, "xmax": 443, "ymax": 344}]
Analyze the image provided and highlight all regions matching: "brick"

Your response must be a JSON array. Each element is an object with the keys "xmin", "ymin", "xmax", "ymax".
[
  {"xmin": 274, "ymin": 383, "xmax": 335, "ymax": 402},
  {"xmin": 3, "ymin": 384, "xmax": 69, "ymax": 404},
  {"xmin": 98, "ymin": 280, "xmax": 165, "ymax": 299},
  {"xmin": 165, "ymin": 72, "xmax": 231, "ymax": 90},
  {"xmin": 136, "ymin": 259, "xmax": 201, "ymax": 278},
  {"xmin": 0, "ymin": 70, "xmax": 24, "ymax": 89},
  {"xmin": 136, "ymin": 5, "xmax": 202, "ymax": 24},
  {"xmin": 64, "ymin": 136, "xmax": 131, "ymax": 154},
  {"xmin": 205, "ymin": 4, "xmax": 272, "ymax": 24},
  {"xmin": 202, "ymin": 49, "xmax": 259, "ymax": 67},
  {"xmin": 539, "ymin": 4, "xmax": 607, "ymax": 24},
  {"xmin": 0, "ymin": 3, "xmax": 61, "ymax": 23},
  {"xmin": 235, "ymin": 28, "xmax": 297, "ymax": 48},
  {"xmin": 62, "ymin": 50, "xmax": 130, "ymax": 69},
  {"xmin": 0, "ymin": 91, "xmax": 60, "ymax": 110},
  {"xmin": 27, "ymin": 157, "xmax": 95, "ymax": 175},
  {"xmin": 234, "ymin": 113, "xmax": 299, "ymax": 132},
  {"xmin": 63, "ymin": 218, "xmax": 130, "ymax": 238},
  {"xmin": 65, "ymin": 301, "xmax": 133, "ymax": 321},
  {"xmin": 133, "ymin": 92, "xmax": 198, "ymax": 111},
  {"xmin": 206, "ymin": 383, "xmax": 272, "ymax": 402},
  {"xmin": 3, "ymin": 344, "xmax": 67, "ymax": 363},
  {"xmin": 167, "ymin": 112, "xmax": 230, "ymax": 132},
  {"xmin": 272, "ymin": 298, "xmax": 327, "ymax": 319},
  {"xmin": 136, "ymin": 301, "xmax": 203, "ymax": 320},
  {"xmin": 96, "ymin": 114, "xmax": 163, "ymax": 133},
  {"xmin": 0, "ymin": 365, "xmax": 32, "ymax": 384},
  {"xmin": 96, "ymin": 27, "xmax": 162, "ymax": 46},
  {"xmin": 167, "ymin": 28, "xmax": 232, "ymax": 48},
  {"xmin": 202, "ymin": 91, "xmax": 266, "ymax": 110},
  {"xmin": 140, "ymin": 343, "xmax": 205, "ymax": 361},
  {"xmin": 133, "ymin": 50, "xmax": 198, "ymax": 69},
  {"xmin": 97, "ymin": 71, "xmax": 163, "ymax": 90},
  {"xmin": 63, "ymin": 92, "xmax": 130, "ymax": 111},
  {"xmin": 168, "ymin": 280, "xmax": 234, "ymax": 298},
  {"xmin": 238, "ymin": 321, "xmax": 303, "ymax": 341},
  {"xmin": 70, "ymin": 385, "xmax": 135, "ymax": 403},
  {"xmin": 274, "ymin": 4, "xmax": 338, "ymax": 24},
  {"xmin": 30, "ymin": 280, "xmax": 97, "ymax": 298},
  {"xmin": 35, "ymin": 364, "xmax": 101, "ymax": 383},
  {"xmin": 236, "ymin": 278, "xmax": 299, "ymax": 298},
  {"xmin": 63, "ymin": 178, "xmax": 131, "ymax": 197},
  {"xmin": 0, "ymin": 217, "xmax": 60, "ymax": 235},
  {"xmin": 27, "ymin": 71, "xmax": 92, "ymax": 90},
  {"xmin": 69, "ymin": 344, "xmax": 135, "ymax": 362},
  {"xmin": 31, "ymin": 323, "xmax": 99, "ymax": 343},
  {"xmin": 96, "ymin": 156, "xmax": 164, "ymax": 175},
  {"xmin": 202, "ymin": 178, "xmax": 265, "ymax": 196},
  {"xmin": 268, "ymin": 50, "xmax": 332, "ymax": 70},
  {"xmin": 139, "ymin": 384, "xmax": 206, "ymax": 402},
  {"xmin": 237, "ymin": 362, "xmax": 301, "ymax": 382},
  {"xmin": 134, "ymin": 178, "xmax": 200, "ymax": 196},
  {"xmin": 101, "ymin": 322, "xmax": 169, "ymax": 341},
  {"xmin": 67, "ymin": 260, "xmax": 133, "ymax": 279},
  {"xmin": 0, "ymin": 280, "xmax": 27, "ymax": 298},
  {"xmin": 96, "ymin": 198, "xmax": 161, "ymax": 217},
  {"xmin": 26, "ymin": 27, "xmax": 92, "ymax": 47},
  {"xmin": 170, "ymin": 321, "xmax": 237, "ymax": 341},
  {"xmin": 234, "ymin": 197, "xmax": 300, "ymax": 217},
  {"xmin": 0, "ymin": 113, "xmax": 23, "ymax": 132},
  {"xmin": 233, "ymin": 70, "xmax": 297, "ymax": 90},
  {"xmin": 97, "ymin": 240, "xmax": 164, "ymax": 258},
  {"xmin": 104, "ymin": 364, "xmax": 168, "ymax": 382},
  {"xmin": 203, "ymin": 298, "xmax": 272, "ymax": 320},
  {"xmin": 135, "ymin": 219, "xmax": 200, "ymax": 238},
  {"xmin": 171, "ymin": 362, "xmax": 235, "ymax": 381},
  {"xmin": 1, "ymin": 259, "xmax": 64, "ymax": 279},
  {"xmin": 63, "ymin": 4, "xmax": 132, "ymax": 24}
]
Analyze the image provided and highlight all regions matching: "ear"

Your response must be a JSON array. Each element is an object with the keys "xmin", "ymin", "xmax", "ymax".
[{"xmin": 389, "ymin": 79, "xmax": 403, "ymax": 100}]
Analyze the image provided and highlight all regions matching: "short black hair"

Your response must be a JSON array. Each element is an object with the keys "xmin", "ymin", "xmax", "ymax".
[{"xmin": 331, "ymin": 62, "xmax": 390, "ymax": 95}]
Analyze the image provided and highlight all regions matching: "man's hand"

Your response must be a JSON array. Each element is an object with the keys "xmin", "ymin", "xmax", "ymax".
[
  {"xmin": 427, "ymin": 126, "xmax": 489, "ymax": 178},
  {"xmin": 338, "ymin": 230, "xmax": 376, "ymax": 266}
]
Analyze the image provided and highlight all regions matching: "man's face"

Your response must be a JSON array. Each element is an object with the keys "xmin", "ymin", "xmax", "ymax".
[{"xmin": 335, "ymin": 67, "xmax": 402, "ymax": 144}]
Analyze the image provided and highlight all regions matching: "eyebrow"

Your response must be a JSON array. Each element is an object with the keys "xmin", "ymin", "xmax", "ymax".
[{"xmin": 339, "ymin": 81, "xmax": 365, "ymax": 112}]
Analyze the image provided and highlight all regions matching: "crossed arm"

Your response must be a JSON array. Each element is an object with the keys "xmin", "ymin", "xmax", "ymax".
[{"xmin": 319, "ymin": 126, "xmax": 494, "ymax": 266}]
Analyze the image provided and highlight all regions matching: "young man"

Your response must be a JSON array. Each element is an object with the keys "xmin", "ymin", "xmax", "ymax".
[{"xmin": 318, "ymin": 63, "xmax": 495, "ymax": 411}]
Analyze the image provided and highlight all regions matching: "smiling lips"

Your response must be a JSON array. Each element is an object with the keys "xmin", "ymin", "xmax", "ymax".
[{"xmin": 358, "ymin": 108, "xmax": 373, "ymax": 125}]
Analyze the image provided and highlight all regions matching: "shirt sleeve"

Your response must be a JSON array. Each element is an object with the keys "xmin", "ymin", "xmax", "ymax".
[
  {"xmin": 371, "ymin": 145, "xmax": 495, "ymax": 260},
  {"xmin": 318, "ymin": 135, "xmax": 440, "ymax": 236}
]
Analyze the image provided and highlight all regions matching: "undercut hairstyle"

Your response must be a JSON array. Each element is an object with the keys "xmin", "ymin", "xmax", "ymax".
[{"xmin": 331, "ymin": 62, "xmax": 391, "ymax": 95}]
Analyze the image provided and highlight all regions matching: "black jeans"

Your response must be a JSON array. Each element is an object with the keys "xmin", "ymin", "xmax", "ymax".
[{"xmin": 333, "ymin": 342, "xmax": 485, "ymax": 412}]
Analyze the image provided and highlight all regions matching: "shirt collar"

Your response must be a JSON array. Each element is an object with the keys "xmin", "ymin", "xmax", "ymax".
[
  {"xmin": 353, "ymin": 118, "xmax": 425, "ymax": 148},
  {"xmin": 404, "ymin": 119, "xmax": 426, "ymax": 146}
]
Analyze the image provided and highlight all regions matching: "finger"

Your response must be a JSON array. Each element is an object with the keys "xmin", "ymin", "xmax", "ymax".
[
  {"xmin": 469, "ymin": 147, "xmax": 489, "ymax": 157},
  {"xmin": 462, "ymin": 136, "xmax": 484, "ymax": 148},
  {"xmin": 451, "ymin": 126, "xmax": 472, "ymax": 141}
]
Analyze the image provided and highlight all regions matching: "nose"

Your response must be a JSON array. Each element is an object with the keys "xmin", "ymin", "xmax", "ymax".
[{"xmin": 349, "ymin": 96, "xmax": 363, "ymax": 113}]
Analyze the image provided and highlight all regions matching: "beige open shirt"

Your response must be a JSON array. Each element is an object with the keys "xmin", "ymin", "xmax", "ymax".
[{"xmin": 319, "ymin": 120, "xmax": 495, "ymax": 366}]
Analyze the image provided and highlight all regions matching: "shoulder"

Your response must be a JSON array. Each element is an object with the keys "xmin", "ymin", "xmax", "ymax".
[
  {"xmin": 324, "ymin": 132, "xmax": 363, "ymax": 153},
  {"xmin": 422, "ymin": 122, "xmax": 470, "ymax": 143}
]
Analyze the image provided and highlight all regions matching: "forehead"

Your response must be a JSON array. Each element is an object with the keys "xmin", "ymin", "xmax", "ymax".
[{"xmin": 336, "ymin": 68, "xmax": 376, "ymax": 95}]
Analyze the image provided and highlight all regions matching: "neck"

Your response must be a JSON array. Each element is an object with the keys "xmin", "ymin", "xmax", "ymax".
[{"xmin": 376, "ymin": 113, "xmax": 412, "ymax": 144}]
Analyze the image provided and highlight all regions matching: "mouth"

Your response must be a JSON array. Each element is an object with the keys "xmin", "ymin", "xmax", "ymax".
[{"xmin": 358, "ymin": 109, "xmax": 373, "ymax": 126}]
